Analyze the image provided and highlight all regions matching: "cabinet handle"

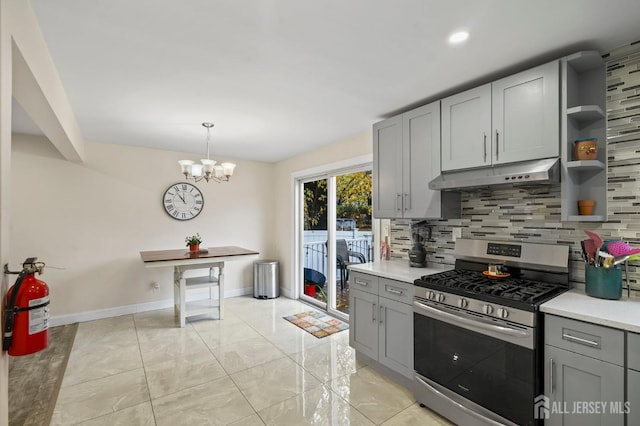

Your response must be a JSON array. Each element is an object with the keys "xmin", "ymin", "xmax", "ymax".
[
  {"xmin": 562, "ymin": 332, "xmax": 600, "ymax": 348},
  {"xmin": 379, "ymin": 305, "xmax": 384, "ymax": 324},
  {"xmin": 355, "ymin": 279, "xmax": 368, "ymax": 287},
  {"xmin": 549, "ymin": 358, "xmax": 554, "ymax": 395},
  {"xmin": 386, "ymin": 287, "xmax": 403, "ymax": 296},
  {"xmin": 483, "ymin": 132, "xmax": 487, "ymax": 162},
  {"xmin": 372, "ymin": 303, "xmax": 376, "ymax": 322},
  {"xmin": 495, "ymin": 130, "xmax": 499, "ymax": 161},
  {"xmin": 396, "ymin": 194, "xmax": 402, "ymax": 212},
  {"xmin": 404, "ymin": 193, "xmax": 410, "ymax": 211}
]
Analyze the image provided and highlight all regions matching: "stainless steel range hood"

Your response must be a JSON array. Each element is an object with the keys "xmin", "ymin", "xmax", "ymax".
[{"xmin": 429, "ymin": 158, "xmax": 560, "ymax": 191}]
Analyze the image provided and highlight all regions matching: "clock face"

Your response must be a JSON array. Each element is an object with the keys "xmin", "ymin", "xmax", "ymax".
[{"xmin": 163, "ymin": 183, "xmax": 204, "ymax": 221}]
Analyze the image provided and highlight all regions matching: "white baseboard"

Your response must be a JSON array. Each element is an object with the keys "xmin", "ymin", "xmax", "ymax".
[
  {"xmin": 50, "ymin": 286, "xmax": 254, "ymax": 326},
  {"xmin": 280, "ymin": 287, "xmax": 293, "ymax": 299}
]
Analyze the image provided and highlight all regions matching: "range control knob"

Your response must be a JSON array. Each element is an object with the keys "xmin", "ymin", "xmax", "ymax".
[
  {"xmin": 427, "ymin": 291, "xmax": 435, "ymax": 300},
  {"xmin": 496, "ymin": 308, "xmax": 509, "ymax": 319},
  {"xmin": 482, "ymin": 304, "xmax": 494, "ymax": 315},
  {"xmin": 458, "ymin": 298, "xmax": 468, "ymax": 309},
  {"xmin": 435, "ymin": 293, "xmax": 445, "ymax": 302}
]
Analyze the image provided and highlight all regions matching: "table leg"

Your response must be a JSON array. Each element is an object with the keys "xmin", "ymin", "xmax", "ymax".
[
  {"xmin": 173, "ymin": 267, "xmax": 181, "ymax": 318},
  {"xmin": 218, "ymin": 262, "xmax": 225, "ymax": 319},
  {"xmin": 174, "ymin": 266, "xmax": 187, "ymax": 327}
]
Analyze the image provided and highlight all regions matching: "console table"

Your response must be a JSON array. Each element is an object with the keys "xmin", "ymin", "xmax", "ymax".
[{"xmin": 140, "ymin": 246, "xmax": 259, "ymax": 327}]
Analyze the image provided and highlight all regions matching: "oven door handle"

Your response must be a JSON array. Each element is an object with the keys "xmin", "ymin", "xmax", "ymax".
[
  {"xmin": 413, "ymin": 301, "xmax": 529, "ymax": 338},
  {"xmin": 415, "ymin": 375, "xmax": 507, "ymax": 426}
]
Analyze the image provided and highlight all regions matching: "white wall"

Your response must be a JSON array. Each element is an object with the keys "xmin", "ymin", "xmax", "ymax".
[
  {"xmin": 272, "ymin": 129, "xmax": 373, "ymax": 295},
  {"xmin": 1, "ymin": 0, "xmax": 86, "ymax": 423},
  {"xmin": 0, "ymin": 8, "xmax": 10, "ymax": 424},
  {"xmin": 10, "ymin": 135, "xmax": 276, "ymax": 321}
]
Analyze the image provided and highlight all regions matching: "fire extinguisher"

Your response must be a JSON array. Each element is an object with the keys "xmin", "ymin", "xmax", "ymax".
[{"xmin": 3, "ymin": 258, "xmax": 50, "ymax": 356}]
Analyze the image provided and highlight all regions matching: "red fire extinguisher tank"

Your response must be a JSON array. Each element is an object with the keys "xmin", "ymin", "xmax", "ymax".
[{"xmin": 3, "ymin": 259, "xmax": 50, "ymax": 356}]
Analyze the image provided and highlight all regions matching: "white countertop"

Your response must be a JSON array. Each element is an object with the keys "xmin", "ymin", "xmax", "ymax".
[
  {"xmin": 540, "ymin": 289, "xmax": 640, "ymax": 333},
  {"xmin": 348, "ymin": 260, "xmax": 450, "ymax": 283}
]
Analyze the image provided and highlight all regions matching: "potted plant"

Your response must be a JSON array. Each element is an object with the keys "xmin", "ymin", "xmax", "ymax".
[{"xmin": 185, "ymin": 233, "xmax": 202, "ymax": 252}]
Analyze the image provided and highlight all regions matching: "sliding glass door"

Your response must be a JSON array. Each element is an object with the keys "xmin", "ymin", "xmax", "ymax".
[
  {"xmin": 301, "ymin": 178, "xmax": 329, "ymax": 310},
  {"xmin": 299, "ymin": 169, "xmax": 372, "ymax": 319}
]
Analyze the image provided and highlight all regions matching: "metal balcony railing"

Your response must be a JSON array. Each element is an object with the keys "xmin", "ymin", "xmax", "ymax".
[{"xmin": 303, "ymin": 237, "xmax": 372, "ymax": 277}]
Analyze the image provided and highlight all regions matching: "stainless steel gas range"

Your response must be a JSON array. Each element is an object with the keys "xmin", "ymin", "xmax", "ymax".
[{"xmin": 413, "ymin": 239, "xmax": 570, "ymax": 426}]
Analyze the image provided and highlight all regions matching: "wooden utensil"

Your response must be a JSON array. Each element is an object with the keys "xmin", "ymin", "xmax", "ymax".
[
  {"xmin": 584, "ymin": 230, "xmax": 603, "ymax": 250},
  {"xmin": 580, "ymin": 240, "xmax": 589, "ymax": 263},
  {"xmin": 583, "ymin": 239, "xmax": 596, "ymax": 264}
]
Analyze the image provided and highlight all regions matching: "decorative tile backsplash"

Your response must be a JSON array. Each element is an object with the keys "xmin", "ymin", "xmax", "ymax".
[{"xmin": 391, "ymin": 42, "xmax": 640, "ymax": 295}]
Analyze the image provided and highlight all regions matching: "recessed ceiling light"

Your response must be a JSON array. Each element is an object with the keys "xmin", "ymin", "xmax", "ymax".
[{"xmin": 448, "ymin": 31, "xmax": 469, "ymax": 45}]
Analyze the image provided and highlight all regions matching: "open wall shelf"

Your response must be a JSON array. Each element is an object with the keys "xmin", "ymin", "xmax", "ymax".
[{"xmin": 561, "ymin": 51, "xmax": 607, "ymax": 222}]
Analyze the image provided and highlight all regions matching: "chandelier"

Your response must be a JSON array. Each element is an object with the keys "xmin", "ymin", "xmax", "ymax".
[{"xmin": 178, "ymin": 123, "xmax": 236, "ymax": 183}]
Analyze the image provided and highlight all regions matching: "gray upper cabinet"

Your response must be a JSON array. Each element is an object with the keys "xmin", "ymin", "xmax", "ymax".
[
  {"xmin": 442, "ymin": 60, "xmax": 560, "ymax": 172},
  {"xmin": 441, "ymin": 84, "xmax": 491, "ymax": 171},
  {"xmin": 373, "ymin": 101, "xmax": 460, "ymax": 219},
  {"xmin": 492, "ymin": 60, "xmax": 560, "ymax": 164},
  {"xmin": 372, "ymin": 115, "xmax": 403, "ymax": 218}
]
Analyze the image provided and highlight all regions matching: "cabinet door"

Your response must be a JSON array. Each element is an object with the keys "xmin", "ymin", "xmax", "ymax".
[
  {"xmin": 492, "ymin": 60, "xmax": 559, "ymax": 165},
  {"xmin": 378, "ymin": 297, "xmax": 413, "ymax": 379},
  {"xmin": 627, "ymin": 369, "xmax": 640, "ymax": 426},
  {"xmin": 372, "ymin": 115, "xmax": 403, "ymax": 218},
  {"xmin": 441, "ymin": 84, "xmax": 491, "ymax": 171},
  {"xmin": 349, "ymin": 289, "xmax": 379, "ymax": 360},
  {"xmin": 403, "ymin": 101, "xmax": 443, "ymax": 219},
  {"xmin": 545, "ymin": 345, "xmax": 624, "ymax": 426}
]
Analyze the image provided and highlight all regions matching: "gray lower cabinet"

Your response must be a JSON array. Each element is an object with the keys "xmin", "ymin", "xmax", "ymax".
[
  {"xmin": 627, "ymin": 332, "xmax": 640, "ymax": 425},
  {"xmin": 378, "ymin": 297, "xmax": 413, "ymax": 376},
  {"xmin": 350, "ymin": 289, "xmax": 378, "ymax": 360},
  {"xmin": 349, "ymin": 271, "xmax": 413, "ymax": 379},
  {"xmin": 544, "ymin": 345, "xmax": 624, "ymax": 426},
  {"xmin": 544, "ymin": 314, "xmax": 625, "ymax": 426},
  {"xmin": 627, "ymin": 369, "xmax": 640, "ymax": 426}
]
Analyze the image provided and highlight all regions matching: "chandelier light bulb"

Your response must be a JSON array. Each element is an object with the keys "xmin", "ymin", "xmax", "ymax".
[{"xmin": 177, "ymin": 122, "xmax": 236, "ymax": 183}]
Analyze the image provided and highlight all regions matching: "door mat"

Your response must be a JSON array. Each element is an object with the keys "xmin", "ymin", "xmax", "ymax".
[
  {"xmin": 8, "ymin": 322, "xmax": 78, "ymax": 426},
  {"xmin": 283, "ymin": 311, "xmax": 349, "ymax": 338}
]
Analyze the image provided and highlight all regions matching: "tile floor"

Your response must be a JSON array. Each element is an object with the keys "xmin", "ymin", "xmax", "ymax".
[{"xmin": 51, "ymin": 296, "xmax": 453, "ymax": 425}]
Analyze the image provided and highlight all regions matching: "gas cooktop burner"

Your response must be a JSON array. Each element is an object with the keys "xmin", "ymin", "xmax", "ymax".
[{"xmin": 416, "ymin": 269, "xmax": 565, "ymax": 306}]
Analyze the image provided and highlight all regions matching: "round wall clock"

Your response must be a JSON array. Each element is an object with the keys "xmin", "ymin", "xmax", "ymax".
[{"xmin": 162, "ymin": 182, "xmax": 204, "ymax": 221}]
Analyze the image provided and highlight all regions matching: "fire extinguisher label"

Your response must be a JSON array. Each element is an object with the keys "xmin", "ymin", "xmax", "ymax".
[{"xmin": 28, "ymin": 296, "xmax": 50, "ymax": 335}]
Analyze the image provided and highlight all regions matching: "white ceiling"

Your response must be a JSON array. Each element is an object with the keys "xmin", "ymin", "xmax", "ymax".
[{"xmin": 14, "ymin": 0, "xmax": 640, "ymax": 163}]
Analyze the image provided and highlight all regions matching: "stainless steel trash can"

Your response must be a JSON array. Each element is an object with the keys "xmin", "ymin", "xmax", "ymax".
[{"xmin": 253, "ymin": 260, "xmax": 279, "ymax": 299}]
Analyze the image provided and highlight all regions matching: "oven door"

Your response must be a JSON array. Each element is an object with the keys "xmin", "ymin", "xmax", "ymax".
[{"xmin": 414, "ymin": 298, "xmax": 538, "ymax": 426}]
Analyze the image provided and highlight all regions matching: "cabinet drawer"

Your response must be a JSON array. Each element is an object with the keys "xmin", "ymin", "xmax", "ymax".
[
  {"xmin": 628, "ymin": 332, "xmax": 640, "ymax": 371},
  {"xmin": 350, "ymin": 272, "xmax": 379, "ymax": 295},
  {"xmin": 545, "ymin": 314, "xmax": 624, "ymax": 366},
  {"xmin": 378, "ymin": 278, "xmax": 413, "ymax": 304}
]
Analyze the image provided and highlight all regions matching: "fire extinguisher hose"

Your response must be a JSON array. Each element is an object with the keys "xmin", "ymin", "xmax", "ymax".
[{"xmin": 2, "ymin": 269, "xmax": 28, "ymax": 352}]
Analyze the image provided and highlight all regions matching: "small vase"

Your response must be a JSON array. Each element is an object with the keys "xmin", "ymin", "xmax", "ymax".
[
  {"xmin": 577, "ymin": 200, "xmax": 595, "ymax": 216},
  {"xmin": 304, "ymin": 284, "xmax": 316, "ymax": 297},
  {"xmin": 573, "ymin": 138, "xmax": 598, "ymax": 161},
  {"xmin": 189, "ymin": 244, "xmax": 200, "ymax": 252}
]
